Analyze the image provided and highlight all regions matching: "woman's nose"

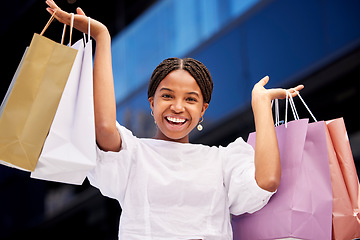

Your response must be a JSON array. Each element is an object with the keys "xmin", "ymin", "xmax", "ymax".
[{"xmin": 170, "ymin": 100, "xmax": 185, "ymax": 113}]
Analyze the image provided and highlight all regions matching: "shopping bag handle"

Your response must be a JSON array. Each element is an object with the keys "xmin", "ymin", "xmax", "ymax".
[
  {"xmin": 60, "ymin": 13, "xmax": 75, "ymax": 46},
  {"xmin": 271, "ymin": 93, "xmax": 298, "ymax": 127},
  {"xmin": 82, "ymin": 17, "xmax": 91, "ymax": 43},
  {"xmin": 272, "ymin": 90, "xmax": 317, "ymax": 128},
  {"xmin": 40, "ymin": 11, "xmax": 75, "ymax": 47},
  {"xmin": 272, "ymin": 99, "xmax": 280, "ymax": 126},
  {"xmin": 40, "ymin": 9, "xmax": 57, "ymax": 36},
  {"xmin": 284, "ymin": 90, "xmax": 299, "ymax": 127},
  {"xmin": 285, "ymin": 89, "xmax": 318, "ymax": 127},
  {"xmin": 291, "ymin": 89, "xmax": 318, "ymax": 122}
]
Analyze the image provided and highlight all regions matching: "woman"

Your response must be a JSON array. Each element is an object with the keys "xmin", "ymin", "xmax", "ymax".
[{"xmin": 45, "ymin": 1, "xmax": 303, "ymax": 239}]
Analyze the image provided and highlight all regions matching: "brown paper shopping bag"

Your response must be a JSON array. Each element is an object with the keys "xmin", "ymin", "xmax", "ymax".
[
  {"xmin": 31, "ymin": 17, "xmax": 97, "ymax": 185},
  {"xmin": 0, "ymin": 12, "xmax": 77, "ymax": 171}
]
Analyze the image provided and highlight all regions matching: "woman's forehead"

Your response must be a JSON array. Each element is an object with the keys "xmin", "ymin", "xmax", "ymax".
[{"xmin": 157, "ymin": 70, "xmax": 201, "ymax": 93}]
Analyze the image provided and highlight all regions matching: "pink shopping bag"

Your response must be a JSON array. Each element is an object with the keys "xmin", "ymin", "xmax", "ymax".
[
  {"xmin": 232, "ymin": 95, "xmax": 333, "ymax": 239},
  {"xmin": 326, "ymin": 118, "xmax": 360, "ymax": 240}
]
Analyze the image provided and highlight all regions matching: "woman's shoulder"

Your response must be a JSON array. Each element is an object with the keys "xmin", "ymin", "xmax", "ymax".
[{"xmin": 219, "ymin": 137, "xmax": 253, "ymax": 154}]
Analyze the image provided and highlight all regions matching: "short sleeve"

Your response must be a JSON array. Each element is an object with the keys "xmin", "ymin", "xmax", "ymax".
[
  {"xmin": 221, "ymin": 137, "xmax": 275, "ymax": 215},
  {"xmin": 87, "ymin": 122, "xmax": 138, "ymax": 203}
]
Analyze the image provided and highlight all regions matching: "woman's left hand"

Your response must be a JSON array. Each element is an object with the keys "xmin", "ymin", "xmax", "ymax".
[
  {"xmin": 252, "ymin": 76, "xmax": 304, "ymax": 106},
  {"xmin": 251, "ymin": 76, "xmax": 303, "ymax": 192}
]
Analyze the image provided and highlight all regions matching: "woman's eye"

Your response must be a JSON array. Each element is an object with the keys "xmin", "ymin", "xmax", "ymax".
[
  {"xmin": 161, "ymin": 94, "xmax": 172, "ymax": 99},
  {"xmin": 186, "ymin": 97, "xmax": 197, "ymax": 102}
]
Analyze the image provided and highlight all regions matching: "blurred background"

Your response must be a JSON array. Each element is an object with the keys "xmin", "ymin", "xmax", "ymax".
[{"xmin": 1, "ymin": 0, "xmax": 359, "ymax": 239}]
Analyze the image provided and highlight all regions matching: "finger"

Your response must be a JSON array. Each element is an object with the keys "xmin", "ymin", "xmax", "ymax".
[
  {"xmin": 268, "ymin": 88, "xmax": 287, "ymax": 100},
  {"xmin": 291, "ymin": 85, "xmax": 304, "ymax": 92},
  {"xmin": 46, "ymin": 0, "xmax": 59, "ymax": 10},
  {"xmin": 258, "ymin": 75, "xmax": 270, "ymax": 87},
  {"xmin": 287, "ymin": 85, "xmax": 304, "ymax": 97},
  {"xmin": 46, "ymin": 6, "xmax": 72, "ymax": 26},
  {"xmin": 46, "ymin": 7, "xmax": 54, "ymax": 14},
  {"xmin": 46, "ymin": 0, "xmax": 71, "ymax": 24},
  {"xmin": 77, "ymin": 7, "xmax": 86, "ymax": 16}
]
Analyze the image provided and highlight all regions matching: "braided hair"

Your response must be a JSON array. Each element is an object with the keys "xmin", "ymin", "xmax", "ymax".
[{"xmin": 148, "ymin": 57, "xmax": 213, "ymax": 104}]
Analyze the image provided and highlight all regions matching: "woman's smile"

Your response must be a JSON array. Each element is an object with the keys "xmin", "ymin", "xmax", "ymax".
[
  {"xmin": 166, "ymin": 116, "xmax": 187, "ymax": 124},
  {"xmin": 163, "ymin": 115, "xmax": 189, "ymax": 132}
]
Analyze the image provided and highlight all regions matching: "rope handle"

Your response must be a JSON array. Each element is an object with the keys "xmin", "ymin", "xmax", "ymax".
[
  {"xmin": 272, "ymin": 89, "xmax": 317, "ymax": 128},
  {"xmin": 40, "ymin": 9, "xmax": 58, "ymax": 36},
  {"xmin": 69, "ymin": 13, "xmax": 74, "ymax": 46},
  {"xmin": 272, "ymin": 92, "xmax": 297, "ymax": 128},
  {"xmin": 41, "ymin": 11, "xmax": 75, "ymax": 47},
  {"xmin": 82, "ymin": 17, "xmax": 91, "ymax": 43},
  {"xmin": 285, "ymin": 90, "xmax": 299, "ymax": 128},
  {"xmin": 291, "ymin": 89, "xmax": 318, "ymax": 122},
  {"xmin": 60, "ymin": 13, "xmax": 75, "ymax": 46}
]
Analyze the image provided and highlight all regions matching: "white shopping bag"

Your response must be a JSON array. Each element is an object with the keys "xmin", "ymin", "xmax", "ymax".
[{"xmin": 31, "ymin": 18, "xmax": 96, "ymax": 185}]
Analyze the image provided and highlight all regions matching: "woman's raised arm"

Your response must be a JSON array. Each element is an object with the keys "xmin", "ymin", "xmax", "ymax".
[
  {"xmin": 251, "ymin": 76, "xmax": 303, "ymax": 192},
  {"xmin": 46, "ymin": 0, "xmax": 121, "ymax": 152}
]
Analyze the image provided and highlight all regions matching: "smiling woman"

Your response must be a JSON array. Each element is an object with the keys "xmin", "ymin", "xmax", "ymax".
[{"xmin": 45, "ymin": 0, "xmax": 304, "ymax": 239}]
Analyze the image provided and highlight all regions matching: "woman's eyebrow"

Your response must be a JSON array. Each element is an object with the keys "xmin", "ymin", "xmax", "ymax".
[
  {"xmin": 186, "ymin": 91, "xmax": 200, "ymax": 97},
  {"xmin": 159, "ymin": 87, "xmax": 200, "ymax": 97},
  {"xmin": 159, "ymin": 87, "xmax": 174, "ymax": 92}
]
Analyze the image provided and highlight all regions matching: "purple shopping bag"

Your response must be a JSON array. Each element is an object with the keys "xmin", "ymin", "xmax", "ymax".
[{"xmin": 232, "ymin": 119, "xmax": 333, "ymax": 240}]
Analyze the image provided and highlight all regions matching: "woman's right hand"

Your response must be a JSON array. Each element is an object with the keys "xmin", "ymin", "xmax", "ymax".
[
  {"xmin": 45, "ymin": 0, "xmax": 109, "ymax": 40},
  {"xmin": 46, "ymin": 0, "xmax": 121, "ymax": 152}
]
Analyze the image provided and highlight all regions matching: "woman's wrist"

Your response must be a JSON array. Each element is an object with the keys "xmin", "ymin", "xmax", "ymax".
[
  {"xmin": 251, "ymin": 92, "xmax": 272, "ymax": 112},
  {"xmin": 92, "ymin": 25, "xmax": 111, "ymax": 42}
]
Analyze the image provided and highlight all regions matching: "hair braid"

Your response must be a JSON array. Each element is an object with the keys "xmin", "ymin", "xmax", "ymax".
[{"xmin": 148, "ymin": 57, "xmax": 213, "ymax": 103}]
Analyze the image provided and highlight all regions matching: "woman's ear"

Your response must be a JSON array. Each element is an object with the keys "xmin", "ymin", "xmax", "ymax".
[
  {"xmin": 148, "ymin": 97, "xmax": 154, "ymax": 111},
  {"xmin": 201, "ymin": 103, "xmax": 209, "ymax": 117}
]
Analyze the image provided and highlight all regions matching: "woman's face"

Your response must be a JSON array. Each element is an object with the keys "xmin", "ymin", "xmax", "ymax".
[{"xmin": 148, "ymin": 69, "xmax": 209, "ymax": 143}]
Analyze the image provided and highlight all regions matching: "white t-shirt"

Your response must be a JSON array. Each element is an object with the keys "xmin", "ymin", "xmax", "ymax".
[{"xmin": 87, "ymin": 123, "xmax": 275, "ymax": 240}]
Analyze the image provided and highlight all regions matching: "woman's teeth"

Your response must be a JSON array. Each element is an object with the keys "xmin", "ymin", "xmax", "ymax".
[{"xmin": 166, "ymin": 116, "xmax": 186, "ymax": 124}]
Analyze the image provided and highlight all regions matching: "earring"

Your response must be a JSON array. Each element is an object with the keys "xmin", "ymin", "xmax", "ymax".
[
  {"xmin": 151, "ymin": 110, "xmax": 156, "ymax": 124},
  {"xmin": 197, "ymin": 116, "xmax": 204, "ymax": 131}
]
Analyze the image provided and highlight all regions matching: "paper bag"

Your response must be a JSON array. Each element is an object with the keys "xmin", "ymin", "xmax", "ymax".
[
  {"xmin": 232, "ymin": 119, "xmax": 333, "ymax": 240},
  {"xmin": 31, "ymin": 19, "xmax": 96, "ymax": 185},
  {"xmin": 0, "ymin": 12, "xmax": 77, "ymax": 171},
  {"xmin": 325, "ymin": 118, "xmax": 360, "ymax": 240}
]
